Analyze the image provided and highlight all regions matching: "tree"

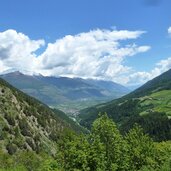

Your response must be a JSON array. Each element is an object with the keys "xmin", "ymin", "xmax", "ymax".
[
  {"xmin": 58, "ymin": 131, "xmax": 90, "ymax": 171},
  {"xmin": 88, "ymin": 134, "xmax": 106, "ymax": 171},
  {"xmin": 38, "ymin": 158, "xmax": 60, "ymax": 171},
  {"xmin": 14, "ymin": 151, "xmax": 41, "ymax": 171},
  {"xmin": 125, "ymin": 124, "xmax": 157, "ymax": 170},
  {"xmin": 90, "ymin": 113, "xmax": 129, "ymax": 171}
]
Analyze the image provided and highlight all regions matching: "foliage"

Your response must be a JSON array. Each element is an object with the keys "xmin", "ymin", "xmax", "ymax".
[
  {"xmin": 0, "ymin": 114, "xmax": 171, "ymax": 170},
  {"xmin": 90, "ymin": 113, "xmax": 129, "ymax": 170},
  {"xmin": 57, "ymin": 114, "xmax": 171, "ymax": 171},
  {"xmin": 125, "ymin": 125, "xmax": 157, "ymax": 170},
  {"xmin": 57, "ymin": 131, "xmax": 90, "ymax": 171}
]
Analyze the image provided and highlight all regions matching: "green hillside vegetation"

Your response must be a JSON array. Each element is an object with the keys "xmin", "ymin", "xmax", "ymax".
[
  {"xmin": 0, "ymin": 78, "xmax": 82, "ymax": 156},
  {"xmin": 0, "ymin": 114, "xmax": 170, "ymax": 171},
  {"xmin": 139, "ymin": 90, "xmax": 171, "ymax": 116},
  {"xmin": 79, "ymin": 69, "xmax": 171, "ymax": 141}
]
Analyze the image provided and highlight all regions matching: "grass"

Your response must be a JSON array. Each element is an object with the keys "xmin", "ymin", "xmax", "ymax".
[{"xmin": 139, "ymin": 90, "xmax": 171, "ymax": 117}]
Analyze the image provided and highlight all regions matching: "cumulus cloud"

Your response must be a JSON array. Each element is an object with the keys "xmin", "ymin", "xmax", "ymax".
[
  {"xmin": 36, "ymin": 29, "xmax": 150, "ymax": 80},
  {"xmin": 2, "ymin": 28, "xmax": 168, "ymax": 86},
  {"xmin": 0, "ymin": 29, "xmax": 45, "ymax": 72},
  {"xmin": 127, "ymin": 57, "xmax": 171, "ymax": 85}
]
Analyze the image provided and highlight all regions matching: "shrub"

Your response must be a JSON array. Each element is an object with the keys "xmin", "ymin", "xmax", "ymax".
[{"xmin": 6, "ymin": 143, "xmax": 17, "ymax": 155}]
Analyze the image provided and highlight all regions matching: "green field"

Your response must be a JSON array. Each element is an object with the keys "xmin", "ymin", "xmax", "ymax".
[{"xmin": 139, "ymin": 90, "xmax": 171, "ymax": 117}]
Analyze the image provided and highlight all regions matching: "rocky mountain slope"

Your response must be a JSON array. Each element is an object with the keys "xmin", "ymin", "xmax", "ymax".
[{"xmin": 0, "ymin": 78, "xmax": 80, "ymax": 155}]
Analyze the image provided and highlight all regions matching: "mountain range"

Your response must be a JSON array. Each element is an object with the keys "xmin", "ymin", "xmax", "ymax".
[
  {"xmin": 79, "ymin": 69, "xmax": 171, "ymax": 141},
  {"xmin": 0, "ymin": 71, "xmax": 129, "ymax": 114},
  {"xmin": 1, "ymin": 69, "xmax": 171, "ymax": 142}
]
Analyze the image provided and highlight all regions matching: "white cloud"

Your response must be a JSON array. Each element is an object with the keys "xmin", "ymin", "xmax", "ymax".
[
  {"xmin": 0, "ymin": 29, "xmax": 45, "ymax": 72},
  {"xmin": 127, "ymin": 57, "xmax": 171, "ymax": 85},
  {"xmin": 2, "ymin": 28, "xmax": 168, "ymax": 86},
  {"xmin": 0, "ymin": 60, "xmax": 9, "ymax": 73},
  {"xmin": 168, "ymin": 26, "xmax": 171, "ymax": 36},
  {"xmin": 36, "ymin": 29, "xmax": 150, "ymax": 81}
]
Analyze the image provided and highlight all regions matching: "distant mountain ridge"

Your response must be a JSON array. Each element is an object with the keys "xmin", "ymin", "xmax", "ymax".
[
  {"xmin": 0, "ymin": 71, "xmax": 130, "ymax": 114},
  {"xmin": 79, "ymin": 69, "xmax": 171, "ymax": 141}
]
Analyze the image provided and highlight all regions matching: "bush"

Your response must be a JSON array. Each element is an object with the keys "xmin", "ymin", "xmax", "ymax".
[
  {"xmin": 19, "ymin": 118, "xmax": 32, "ymax": 137},
  {"xmin": 1, "ymin": 89, "xmax": 5, "ymax": 93},
  {"xmin": 6, "ymin": 143, "xmax": 17, "ymax": 155},
  {"xmin": 4, "ymin": 113, "xmax": 15, "ymax": 126}
]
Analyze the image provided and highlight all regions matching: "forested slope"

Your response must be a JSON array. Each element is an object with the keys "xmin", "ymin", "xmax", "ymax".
[{"xmin": 79, "ymin": 69, "xmax": 171, "ymax": 141}]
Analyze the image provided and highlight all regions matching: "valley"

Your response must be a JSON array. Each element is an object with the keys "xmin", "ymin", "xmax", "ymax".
[
  {"xmin": 0, "ymin": 69, "xmax": 171, "ymax": 170},
  {"xmin": 1, "ymin": 1, "xmax": 171, "ymax": 170},
  {"xmin": 0, "ymin": 71, "xmax": 129, "ymax": 116}
]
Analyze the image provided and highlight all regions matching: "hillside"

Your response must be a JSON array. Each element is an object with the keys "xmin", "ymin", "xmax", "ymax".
[
  {"xmin": 0, "ymin": 78, "xmax": 81, "ymax": 155},
  {"xmin": 79, "ymin": 69, "xmax": 171, "ymax": 141},
  {"xmin": 0, "ymin": 77, "xmax": 170, "ymax": 171},
  {"xmin": 0, "ymin": 71, "xmax": 129, "ymax": 114}
]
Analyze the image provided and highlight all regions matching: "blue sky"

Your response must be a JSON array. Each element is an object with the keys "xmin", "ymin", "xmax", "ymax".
[{"xmin": 0, "ymin": 0, "xmax": 171, "ymax": 85}]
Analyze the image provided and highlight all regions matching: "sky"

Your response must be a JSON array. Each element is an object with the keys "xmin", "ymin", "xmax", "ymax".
[{"xmin": 0, "ymin": 0, "xmax": 171, "ymax": 86}]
